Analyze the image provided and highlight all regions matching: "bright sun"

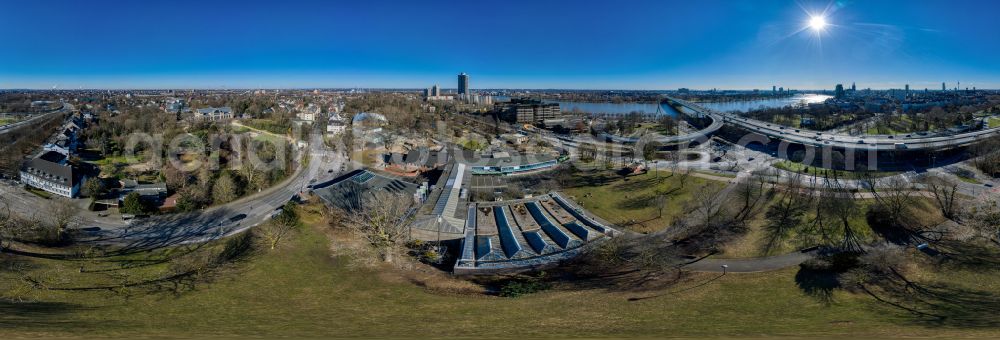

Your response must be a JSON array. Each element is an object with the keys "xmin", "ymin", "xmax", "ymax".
[{"xmin": 808, "ymin": 15, "xmax": 827, "ymax": 31}]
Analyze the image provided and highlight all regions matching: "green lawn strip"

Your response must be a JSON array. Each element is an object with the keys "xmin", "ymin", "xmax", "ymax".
[
  {"xmin": 772, "ymin": 160, "xmax": 900, "ymax": 180},
  {"xmin": 25, "ymin": 186, "xmax": 53, "ymax": 199}
]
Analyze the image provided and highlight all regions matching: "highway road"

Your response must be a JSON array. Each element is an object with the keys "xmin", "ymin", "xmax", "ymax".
[
  {"xmin": 666, "ymin": 97, "xmax": 1000, "ymax": 151},
  {"xmin": 0, "ymin": 102, "xmax": 71, "ymax": 135}
]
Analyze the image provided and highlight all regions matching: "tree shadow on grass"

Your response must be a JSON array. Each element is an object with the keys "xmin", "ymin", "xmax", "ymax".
[
  {"xmin": 616, "ymin": 193, "xmax": 655, "ymax": 210},
  {"xmin": 865, "ymin": 275, "xmax": 1000, "ymax": 328},
  {"xmin": 794, "ymin": 267, "xmax": 838, "ymax": 306},
  {"xmin": 0, "ymin": 300, "xmax": 97, "ymax": 330},
  {"xmin": 932, "ymin": 239, "xmax": 1000, "ymax": 271}
]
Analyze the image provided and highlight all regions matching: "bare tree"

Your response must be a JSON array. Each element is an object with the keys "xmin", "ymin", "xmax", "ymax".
[
  {"xmin": 823, "ymin": 181, "xmax": 864, "ymax": 252},
  {"xmin": 340, "ymin": 191, "xmax": 416, "ymax": 263},
  {"xmin": 212, "ymin": 171, "xmax": 238, "ymax": 204},
  {"xmin": 49, "ymin": 199, "xmax": 79, "ymax": 240},
  {"xmin": 925, "ymin": 177, "xmax": 961, "ymax": 221},
  {"xmin": 654, "ymin": 191, "xmax": 668, "ymax": 218},
  {"xmin": 258, "ymin": 202, "xmax": 299, "ymax": 250},
  {"xmin": 762, "ymin": 171, "xmax": 810, "ymax": 254},
  {"xmin": 732, "ymin": 169, "xmax": 772, "ymax": 223},
  {"xmin": 966, "ymin": 200, "xmax": 1000, "ymax": 245},
  {"xmin": 864, "ymin": 174, "xmax": 915, "ymax": 228},
  {"xmin": 0, "ymin": 197, "xmax": 12, "ymax": 251},
  {"xmin": 690, "ymin": 184, "xmax": 726, "ymax": 227}
]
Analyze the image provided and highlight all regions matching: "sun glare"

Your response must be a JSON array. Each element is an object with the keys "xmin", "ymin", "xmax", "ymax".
[{"xmin": 808, "ymin": 15, "xmax": 827, "ymax": 31}]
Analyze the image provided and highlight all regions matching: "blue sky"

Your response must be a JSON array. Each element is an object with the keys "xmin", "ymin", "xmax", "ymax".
[{"xmin": 1, "ymin": 0, "xmax": 998, "ymax": 90}]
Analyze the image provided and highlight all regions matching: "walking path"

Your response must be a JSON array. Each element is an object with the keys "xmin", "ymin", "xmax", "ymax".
[{"xmin": 683, "ymin": 250, "xmax": 817, "ymax": 273}]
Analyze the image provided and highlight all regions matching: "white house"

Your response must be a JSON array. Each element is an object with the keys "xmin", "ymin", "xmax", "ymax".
[{"xmin": 20, "ymin": 151, "xmax": 84, "ymax": 198}]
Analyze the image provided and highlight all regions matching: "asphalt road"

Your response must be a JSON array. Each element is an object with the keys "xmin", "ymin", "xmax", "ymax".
[{"xmin": 0, "ymin": 103, "xmax": 70, "ymax": 135}]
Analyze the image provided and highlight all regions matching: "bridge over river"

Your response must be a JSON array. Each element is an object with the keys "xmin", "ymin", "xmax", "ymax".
[{"xmin": 605, "ymin": 96, "xmax": 1000, "ymax": 152}]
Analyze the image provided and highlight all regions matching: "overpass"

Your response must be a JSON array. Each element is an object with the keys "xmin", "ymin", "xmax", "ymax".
[
  {"xmin": 599, "ymin": 100, "xmax": 724, "ymax": 145},
  {"xmin": 661, "ymin": 96, "xmax": 1000, "ymax": 152}
]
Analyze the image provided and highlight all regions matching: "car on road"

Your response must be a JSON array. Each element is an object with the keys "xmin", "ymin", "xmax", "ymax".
[
  {"xmin": 986, "ymin": 183, "xmax": 994, "ymax": 188},
  {"xmin": 229, "ymin": 214, "xmax": 247, "ymax": 223},
  {"xmin": 857, "ymin": 140, "xmax": 865, "ymax": 144}
]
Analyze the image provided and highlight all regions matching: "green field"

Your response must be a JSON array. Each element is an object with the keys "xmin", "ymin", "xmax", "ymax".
[
  {"xmin": 989, "ymin": 117, "xmax": 1000, "ymax": 128},
  {"xmin": 772, "ymin": 160, "xmax": 901, "ymax": 180},
  {"xmin": 3, "ymin": 203, "xmax": 1000, "ymax": 338},
  {"xmin": 561, "ymin": 169, "xmax": 726, "ymax": 233}
]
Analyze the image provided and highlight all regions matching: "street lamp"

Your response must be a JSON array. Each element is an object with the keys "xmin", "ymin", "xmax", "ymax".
[{"xmin": 721, "ymin": 264, "xmax": 729, "ymax": 275}]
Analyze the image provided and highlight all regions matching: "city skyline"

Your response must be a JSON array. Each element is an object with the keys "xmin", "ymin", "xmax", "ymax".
[{"xmin": 2, "ymin": 0, "xmax": 999, "ymax": 90}]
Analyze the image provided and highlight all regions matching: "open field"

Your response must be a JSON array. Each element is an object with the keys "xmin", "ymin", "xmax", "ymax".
[
  {"xmin": 3, "ymin": 203, "xmax": 1000, "ymax": 338},
  {"xmin": 561, "ymin": 169, "xmax": 726, "ymax": 234}
]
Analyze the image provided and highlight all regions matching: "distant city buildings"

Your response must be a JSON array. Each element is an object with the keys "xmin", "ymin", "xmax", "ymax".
[
  {"xmin": 425, "ymin": 84, "xmax": 452, "ymax": 101},
  {"xmin": 835, "ymin": 84, "xmax": 845, "ymax": 99}
]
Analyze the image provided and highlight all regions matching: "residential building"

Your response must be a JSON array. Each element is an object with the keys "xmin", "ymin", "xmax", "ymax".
[
  {"xmin": 19, "ymin": 151, "xmax": 85, "ymax": 198},
  {"xmin": 120, "ymin": 179, "xmax": 168, "ymax": 206},
  {"xmin": 196, "ymin": 107, "xmax": 234, "ymax": 120},
  {"xmin": 326, "ymin": 120, "xmax": 347, "ymax": 134}
]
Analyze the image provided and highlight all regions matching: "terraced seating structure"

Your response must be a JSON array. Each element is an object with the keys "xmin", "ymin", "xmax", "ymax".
[{"xmin": 454, "ymin": 193, "xmax": 619, "ymax": 274}]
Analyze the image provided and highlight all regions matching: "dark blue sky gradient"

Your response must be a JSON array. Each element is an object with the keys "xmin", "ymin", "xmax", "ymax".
[{"xmin": 2, "ymin": 0, "xmax": 998, "ymax": 89}]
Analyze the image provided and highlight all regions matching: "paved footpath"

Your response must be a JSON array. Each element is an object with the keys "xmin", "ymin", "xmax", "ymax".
[{"xmin": 683, "ymin": 250, "xmax": 816, "ymax": 273}]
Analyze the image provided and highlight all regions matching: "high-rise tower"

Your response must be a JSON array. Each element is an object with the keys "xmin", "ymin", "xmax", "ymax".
[{"xmin": 458, "ymin": 72, "xmax": 469, "ymax": 95}]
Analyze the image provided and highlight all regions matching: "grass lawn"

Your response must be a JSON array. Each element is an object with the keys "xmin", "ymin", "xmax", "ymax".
[
  {"xmin": 88, "ymin": 154, "xmax": 147, "ymax": 167},
  {"xmin": 990, "ymin": 117, "xmax": 1000, "ymax": 128},
  {"xmin": 956, "ymin": 174, "xmax": 982, "ymax": 184},
  {"xmin": 251, "ymin": 131, "xmax": 285, "ymax": 145},
  {"xmin": 3, "ymin": 203, "xmax": 1000, "ymax": 337},
  {"xmin": 561, "ymin": 168, "xmax": 726, "ymax": 233},
  {"xmin": 773, "ymin": 160, "xmax": 901, "ymax": 180},
  {"xmin": 25, "ymin": 186, "xmax": 53, "ymax": 199}
]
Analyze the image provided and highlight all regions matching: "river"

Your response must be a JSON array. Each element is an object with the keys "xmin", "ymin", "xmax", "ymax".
[{"xmin": 544, "ymin": 93, "xmax": 832, "ymax": 116}]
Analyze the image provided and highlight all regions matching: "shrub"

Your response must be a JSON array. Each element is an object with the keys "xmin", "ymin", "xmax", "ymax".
[{"xmin": 499, "ymin": 273, "xmax": 552, "ymax": 298}]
